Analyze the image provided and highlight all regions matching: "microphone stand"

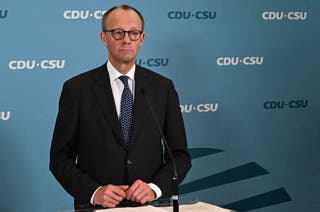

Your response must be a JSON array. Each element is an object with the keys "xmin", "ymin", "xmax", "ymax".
[
  {"xmin": 142, "ymin": 89, "xmax": 179, "ymax": 212},
  {"xmin": 172, "ymin": 172, "xmax": 179, "ymax": 212}
]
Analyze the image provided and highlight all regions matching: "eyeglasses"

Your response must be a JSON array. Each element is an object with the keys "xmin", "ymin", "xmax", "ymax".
[{"xmin": 103, "ymin": 29, "xmax": 143, "ymax": 41}]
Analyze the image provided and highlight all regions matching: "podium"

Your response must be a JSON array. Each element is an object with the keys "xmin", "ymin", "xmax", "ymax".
[
  {"xmin": 59, "ymin": 201, "xmax": 234, "ymax": 212},
  {"xmin": 161, "ymin": 202, "xmax": 234, "ymax": 212}
]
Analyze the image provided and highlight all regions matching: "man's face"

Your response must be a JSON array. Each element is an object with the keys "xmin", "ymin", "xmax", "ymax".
[{"xmin": 100, "ymin": 8, "xmax": 144, "ymax": 66}]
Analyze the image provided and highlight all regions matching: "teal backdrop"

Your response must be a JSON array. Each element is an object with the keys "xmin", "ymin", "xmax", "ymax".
[{"xmin": 1, "ymin": 1, "xmax": 319, "ymax": 211}]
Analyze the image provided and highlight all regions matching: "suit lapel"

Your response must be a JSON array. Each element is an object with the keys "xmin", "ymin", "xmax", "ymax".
[
  {"xmin": 130, "ymin": 66, "xmax": 148, "ymax": 148},
  {"xmin": 91, "ymin": 64, "xmax": 128, "ymax": 150}
]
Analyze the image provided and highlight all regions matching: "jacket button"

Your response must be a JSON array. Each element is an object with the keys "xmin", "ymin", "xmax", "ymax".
[{"xmin": 126, "ymin": 160, "xmax": 132, "ymax": 165}]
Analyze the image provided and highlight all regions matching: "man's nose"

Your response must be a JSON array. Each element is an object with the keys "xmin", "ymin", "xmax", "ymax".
[{"xmin": 123, "ymin": 32, "xmax": 131, "ymax": 42}]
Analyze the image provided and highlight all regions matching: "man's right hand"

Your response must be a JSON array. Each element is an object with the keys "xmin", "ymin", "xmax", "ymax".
[{"xmin": 93, "ymin": 184, "xmax": 129, "ymax": 208}]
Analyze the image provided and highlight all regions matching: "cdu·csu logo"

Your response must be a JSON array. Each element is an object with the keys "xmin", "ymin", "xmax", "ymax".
[
  {"xmin": 0, "ymin": 111, "xmax": 11, "ymax": 121},
  {"xmin": 264, "ymin": 99, "xmax": 308, "ymax": 110},
  {"xmin": 168, "ymin": 11, "xmax": 216, "ymax": 20},
  {"xmin": 0, "ymin": 9, "xmax": 8, "ymax": 19},
  {"xmin": 63, "ymin": 10, "xmax": 107, "ymax": 20},
  {"xmin": 262, "ymin": 11, "xmax": 307, "ymax": 21},
  {"xmin": 217, "ymin": 56, "xmax": 264, "ymax": 66},
  {"xmin": 136, "ymin": 58, "xmax": 169, "ymax": 67},
  {"xmin": 8, "ymin": 59, "xmax": 65, "ymax": 70},
  {"xmin": 180, "ymin": 103, "xmax": 218, "ymax": 113}
]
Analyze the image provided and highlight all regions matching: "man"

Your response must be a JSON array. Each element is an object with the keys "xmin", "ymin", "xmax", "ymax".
[{"xmin": 50, "ymin": 5, "xmax": 191, "ymax": 209}]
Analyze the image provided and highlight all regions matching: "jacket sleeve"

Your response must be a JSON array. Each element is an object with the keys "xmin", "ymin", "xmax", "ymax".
[{"xmin": 49, "ymin": 81, "xmax": 99, "ymax": 203}]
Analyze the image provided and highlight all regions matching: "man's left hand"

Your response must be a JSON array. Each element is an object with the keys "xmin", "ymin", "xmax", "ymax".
[{"xmin": 126, "ymin": 179, "xmax": 156, "ymax": 204}]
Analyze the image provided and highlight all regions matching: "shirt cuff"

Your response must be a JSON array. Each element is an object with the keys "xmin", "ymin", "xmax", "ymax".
[
  {"xmin": 148, "ymin": 183, "xmax": 162, "ymax": 200},
  {"xmin": 90, "ymin": 186, "xmax": 102, "ymax": 205}
]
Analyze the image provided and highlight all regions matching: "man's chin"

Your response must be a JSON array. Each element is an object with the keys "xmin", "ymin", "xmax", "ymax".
[{"xmin": 119, "ymin": 57, "xmax": 135, "ymax": 64}]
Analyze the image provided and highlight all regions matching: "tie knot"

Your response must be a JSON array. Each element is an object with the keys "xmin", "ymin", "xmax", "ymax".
[{"xmin": 119, "ymin": 76, "xmax": 129, "ymax": 86}]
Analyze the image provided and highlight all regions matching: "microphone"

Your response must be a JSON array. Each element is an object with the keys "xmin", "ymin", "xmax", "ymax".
[{"xmin": 140, "ymin": 87, "xmax": 179, "ymax": 212}]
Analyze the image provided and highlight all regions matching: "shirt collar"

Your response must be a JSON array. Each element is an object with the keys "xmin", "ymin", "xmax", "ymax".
[{"xmin": 107, "ymin": 60, "xmax": 135, "ymax": 81}]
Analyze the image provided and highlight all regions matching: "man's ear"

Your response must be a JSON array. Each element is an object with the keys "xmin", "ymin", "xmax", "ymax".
[
  {"xmin": 100, "ymin": 32, "xmax": 108, "ymax": 46},
  {"xmin": 139, "ymin": 32, "xmax": 145, "ymax": 47}
]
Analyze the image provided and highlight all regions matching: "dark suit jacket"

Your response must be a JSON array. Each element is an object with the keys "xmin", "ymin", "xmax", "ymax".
[{"xmin": 49, "ymin": 64, "xmax": 191, "ymax": 208}]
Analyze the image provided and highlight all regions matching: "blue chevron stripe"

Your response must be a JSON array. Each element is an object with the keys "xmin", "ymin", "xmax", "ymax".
[
  {"xmin": 189, "ymin": 147, "xmax": 224, "ymax": 159},
  {"xmin": 180, "ymin": 162, "xmax": 269, "ymax": 194},
  {"xmin": 222, "ymin": 188, "xmax": 292, "ymax": 211}
]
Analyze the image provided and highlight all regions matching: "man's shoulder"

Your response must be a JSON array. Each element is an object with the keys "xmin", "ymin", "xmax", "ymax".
[
  {"xmin": 65, "ymin": 64, "xmax": 106, "ymax": 86},
  {"xmin": 136, "ymin": 65, "xmax": 171, "ymax": 83}
]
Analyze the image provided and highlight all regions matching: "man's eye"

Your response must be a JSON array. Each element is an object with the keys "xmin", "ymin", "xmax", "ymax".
[
  {"xmin": 131, "ymin": 31, "xmax": 139, "ymax": 36},
  {"xmin": 114, "ymin": 31, "xmax": 123, "ymax": 36}
]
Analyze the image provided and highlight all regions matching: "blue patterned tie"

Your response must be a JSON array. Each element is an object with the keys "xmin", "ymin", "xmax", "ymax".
[{"xmin": 119, "ymin": 76, "xmax": 133, "ymax": 145}]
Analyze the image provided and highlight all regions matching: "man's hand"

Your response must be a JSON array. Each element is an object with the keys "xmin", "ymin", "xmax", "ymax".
[
  {"xmin": 126, "ymin": 179, "xmax": 156, "ymax": 204},
  {"xmin": 93, "ymin": 184, "xmax": 129, "ymax": 208}
]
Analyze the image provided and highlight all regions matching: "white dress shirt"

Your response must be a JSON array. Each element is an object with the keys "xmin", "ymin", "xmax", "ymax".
[{"xmin": 107, "ymin": 60, "xmax": 135, "ymax": 118}]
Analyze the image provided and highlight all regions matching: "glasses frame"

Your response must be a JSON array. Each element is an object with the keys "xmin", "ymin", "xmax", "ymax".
[{"xmin": 103, "ymin": 29, "xmax": 143, "ymax": 41}]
